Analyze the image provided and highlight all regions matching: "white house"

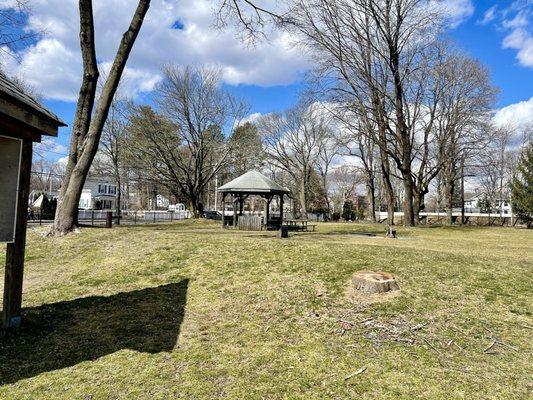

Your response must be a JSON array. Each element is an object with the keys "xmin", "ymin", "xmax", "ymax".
[
  {"xmin": 464, "ymin": 193, "xmax": 512, "ymax": 215},
  {"xmin": 79, "ymin": 180, "xmax": 117, "ymax": 210}
]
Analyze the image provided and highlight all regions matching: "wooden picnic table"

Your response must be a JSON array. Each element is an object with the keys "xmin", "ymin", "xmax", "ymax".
[{"xmin": 283, "ymin": 219, "xmax": 316, "ymax": 232}]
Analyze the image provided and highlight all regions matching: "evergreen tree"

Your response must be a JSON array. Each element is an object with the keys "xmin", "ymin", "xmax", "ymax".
[
  {"xmin": 342, "ymin": 200, "xmax": 354, "ymax": 221},
  {"xmin": 510, "ymin": 143, "xmax": 533, "ymax": 227}
]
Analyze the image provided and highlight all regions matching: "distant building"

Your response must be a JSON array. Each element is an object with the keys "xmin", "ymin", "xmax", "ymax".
[
  {"xmin": 463, "ymin": 193, "xmax": 479, "ymax": 213},
  {"xmin": 168, "ymin": 203, "xmax": 186, "ymax": 212},
  {"xmin": 464, "ymin": 192, "xmax": 512, "ymax": 215},
  {"xmin": 79, "ymin": 180, "xmax": 117, "ymax": 210}
]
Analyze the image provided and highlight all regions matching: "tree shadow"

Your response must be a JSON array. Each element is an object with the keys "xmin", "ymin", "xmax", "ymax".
[{"xmin": 0, "ymin": 279, "xmax": 189, "ymax": 385}]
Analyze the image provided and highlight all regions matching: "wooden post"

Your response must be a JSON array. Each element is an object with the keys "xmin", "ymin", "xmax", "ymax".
[
  {"xmin": 232, "ymin": 195, "xmax": 237, "ymax": 228},
  {"xmin": 3, "ymin": 140, "xmax": 32, "ymax": 328},
  {"xmin": 266, "ymin": 195, "xmax": 272, "ymax": 230},
  {"xmin": 105, "ymin": 211, "xmax": 113, "ymax": 228},
  {"xmin": 280, "ymin": 194, "xmax": 284, "ymax": 224},
  {"xmin": 221, "ymin": 193, "xmax": 226, "ymax": 228}
]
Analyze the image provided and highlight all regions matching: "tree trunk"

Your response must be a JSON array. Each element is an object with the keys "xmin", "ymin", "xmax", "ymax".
[
  {"xmin": 401, "ymin": 171, "xmax": 415, "ymax": 227},
  {"xmin": 366, "ymin": 177, "xmax": 376, "ymax": 223},
  {"xmin": 460, "ymin": 159, "xmax": 465, "ymax": 224},
  {"xmin": 413, "ymin": 187, "xmax": 427, "ymax": 223},
  {"xmin": 50, "ymin": 0, "xmax": 151, "ymax": 236},
  {"xmin": 188, "ymin": 196, "xmax": 200, "ymax": 219},
  {"xmin": 115, "ymin": 173, "xmax": 121, "ymax": 225},
  {"xmin": 380, "ymin": 154, "xmax": 395, "ymax": 226},
  {"xmin": 444, "ymin": 176, "xmax": 455, "ymax": 226},
  {"xmin": 299, "ymin": 175, "xmax": 307, "ymax": 218}
]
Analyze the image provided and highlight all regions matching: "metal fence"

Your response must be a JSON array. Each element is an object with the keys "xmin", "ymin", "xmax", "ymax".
[{"xmin": 28, "ymin": 209, "xmax": 191, "ymax": 227}]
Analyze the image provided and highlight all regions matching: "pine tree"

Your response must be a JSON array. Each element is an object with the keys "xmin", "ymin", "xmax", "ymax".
[
  {"xmin": 510, "ymin": 143, "xmax": 533, "ymax": 228},
  {"xmin": 342, "ymin": 200, "xmax": 354, "ymax": 221}
]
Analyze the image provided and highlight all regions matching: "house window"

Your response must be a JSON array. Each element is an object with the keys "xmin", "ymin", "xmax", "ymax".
[{"xmin": 109, "ymin": 186, "xmax": 116, "ymax": 195}]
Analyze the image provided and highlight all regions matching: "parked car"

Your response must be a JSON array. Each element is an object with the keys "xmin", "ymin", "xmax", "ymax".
[{"xmin": 204, "ymin": 210, "xmax": 222, "ymax": 220}]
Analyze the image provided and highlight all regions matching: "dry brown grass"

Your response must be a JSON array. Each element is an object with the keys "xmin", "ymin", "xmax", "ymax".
[{"xmin": 0, "ymin": 220, "xmax": 531, "ymax": 399}]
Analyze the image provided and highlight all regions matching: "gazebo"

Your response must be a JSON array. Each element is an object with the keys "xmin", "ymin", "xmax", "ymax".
[{"xmin": 218, "ymin": 170, "xmax": 290, "ymax": 230}]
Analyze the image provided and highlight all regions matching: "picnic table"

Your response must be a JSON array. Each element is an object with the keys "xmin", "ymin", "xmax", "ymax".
[{"xmin": 283, "ymin": 219, "xmax": 316, "ymax": 232}]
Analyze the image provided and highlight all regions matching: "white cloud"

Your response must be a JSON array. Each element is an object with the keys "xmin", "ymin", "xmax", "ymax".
[
  {"xmin": 502, "ymin": 28, "xmax": 533, "ymax": 67},
  {"xmin": 493, "ymin": 97, "xmax": 533, "ymax": 130},
  {"xmin": 436, "ymin": 0, "xmax": 475, "ymax": 27},
  {"xmin": 3, "ymin": 0, "xmax": 309, "ymax": 102},
  {"xmin": 479, "ymin": 5, "xmax": 498, "ymax": 25},
  {"xmin": 240, "ymin": 112, "xmax": 265, "ymax": 125},
  {"xmin": 484, "ymin": 0, "xmax": 533, "ymax": 68}
]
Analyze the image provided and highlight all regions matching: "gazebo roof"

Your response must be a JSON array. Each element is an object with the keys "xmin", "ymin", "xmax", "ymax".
[{"xmin": 218, "ymin": 170, "xmax": 290, "ymax": 194}]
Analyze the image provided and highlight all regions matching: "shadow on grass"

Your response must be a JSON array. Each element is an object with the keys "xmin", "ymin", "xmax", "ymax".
[{"xmin": 0, "ymin": 279, "xmax": 189, "ymax": 385}]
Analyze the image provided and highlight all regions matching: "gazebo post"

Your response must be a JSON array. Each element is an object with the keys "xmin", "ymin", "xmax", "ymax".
[
  {"xmin": 232, "ymin": 195, "xmax": 237, "ymax": 228},
  {"xmin": 221, "ymin": 193, "xmax": 226, "ymax": 228},
  {"xmin": 265, "ymin": 195, "xmax": 272, "ymax": 230},
  {"xmin": 239, "ymin": 194, "xmax": 244, "ymax": 216},
  {"xmin": 280, "ymin": 194, "xmax": 284, "ymax": 225}
]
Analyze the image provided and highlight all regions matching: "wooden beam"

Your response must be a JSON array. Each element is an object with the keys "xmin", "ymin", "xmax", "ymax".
[
  {"xmin": 2, "ymin": 139, "xmax": 32, "ymax": 328},
  {"xmin": 0, "ymin": 98, "xmax": 61, "ymax": 137},
  {"xmin": 0, "ymin": 114, "xmax": 43, "ymax": 143}
]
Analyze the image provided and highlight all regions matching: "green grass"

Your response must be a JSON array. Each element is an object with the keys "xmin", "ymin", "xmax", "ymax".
[{"xmin": 0, "ymin": 220, "xmax": 532, "ymax": 399}]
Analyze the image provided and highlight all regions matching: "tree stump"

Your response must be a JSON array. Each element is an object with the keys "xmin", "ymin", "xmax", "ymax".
[{"xmin": 352, "ymin": 270, "xmax": 399, "ymax": 294}]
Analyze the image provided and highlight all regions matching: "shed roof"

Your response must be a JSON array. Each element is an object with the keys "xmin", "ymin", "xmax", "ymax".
[
  {"xmin": 218, "ymin": 170, "xmax": 290, "ymax": 194},
  {"xmin": 0, "ymin": 73, "xmax": 66, "ymax": 137}
]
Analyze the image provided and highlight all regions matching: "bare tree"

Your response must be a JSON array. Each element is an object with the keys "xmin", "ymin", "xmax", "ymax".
[
  {"xmin": 288, "ymin": 0, "xmax": 447, "ymax": 226},
  {"xmin": 215, "ymin": 0, "xmax": 285, "ymax": 41},
  {"xmin": 228, "ymin": 122, "xmax": 264, "ymax": 176},
  {"xmin": 316, "ymin": 124, "xmax": 341, "ymax": 214},
  {"xmin": 259, "ymin": 102, "xmax": 331, "ymax": 216},
  {"xmin": 475, "ymin": 127, "xmax": 514, "ymax": 217},
  {"xmin": 30, "ymin": 158, "xmax": 63, "ymax": 195},
  {"xmin": 431, "ymin": 53, "xmax": 496, "ymax": 224},
  {"xmin": 338, "ymin": 117, "xmax": 380, "ymax": 222},
  {"xmin": 126, "ymin": 65, "xmax": 247, "ymax": 217},
  {"xmin": 330, "ymin": 165, "xmax": 364, "ymax": 215},
  {"xmin": 98, "ymin": 94, "xmax": 130, "ymax": 223},
  {"xmin": 50, "ymin": 0, "xmax": 151, "ymax": 235}
]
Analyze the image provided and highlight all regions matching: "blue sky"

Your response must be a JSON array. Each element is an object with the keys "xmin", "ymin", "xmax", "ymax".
[
  {"xmin": 449, "ymin": 1, "xmax": 533, "ymax": 107},
  {"xmin": 2, "ymin": 0, "xmax": 531, "ymax": 162}
]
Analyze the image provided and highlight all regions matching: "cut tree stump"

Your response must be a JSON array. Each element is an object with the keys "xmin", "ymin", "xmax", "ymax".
[{"xmin": 352, "ymin": 270, "xmax": 400, "ymax": 294}]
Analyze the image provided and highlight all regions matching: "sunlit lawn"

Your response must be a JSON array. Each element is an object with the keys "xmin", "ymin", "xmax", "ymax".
[{"xmin": 0, "ymin": 220, "xmax": 531, "ymax": 399}]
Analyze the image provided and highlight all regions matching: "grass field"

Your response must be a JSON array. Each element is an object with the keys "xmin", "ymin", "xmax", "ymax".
[{"xmin": 0, "ymin": 220, "xmax": 532, "ymax": 399}]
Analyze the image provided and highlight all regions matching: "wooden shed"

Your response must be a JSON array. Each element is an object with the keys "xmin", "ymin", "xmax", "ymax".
[{"xmin": 0, "ymin": 74, "xmax": 66, "ymax": 328}]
